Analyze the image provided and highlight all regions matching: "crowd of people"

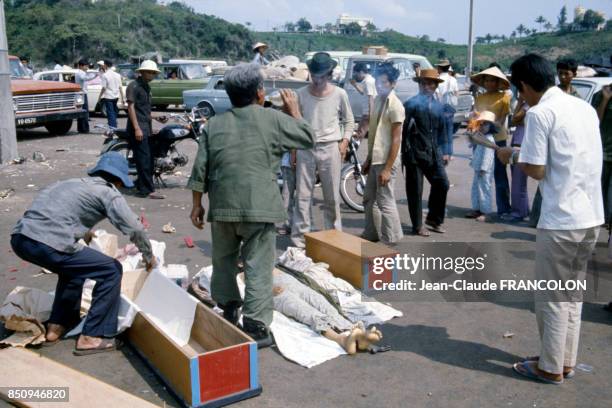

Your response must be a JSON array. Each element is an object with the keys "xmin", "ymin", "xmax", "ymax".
[{"xmin": 8, "ymin": 49, "xmax": 611, "ymax": 384}]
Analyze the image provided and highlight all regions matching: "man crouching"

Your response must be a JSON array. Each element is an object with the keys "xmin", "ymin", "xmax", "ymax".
[{"xmin": 188, "ymin": 63, "xmax": 315, "ymax": 347}]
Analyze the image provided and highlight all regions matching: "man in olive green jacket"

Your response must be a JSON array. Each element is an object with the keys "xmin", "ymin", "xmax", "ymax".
[{"xmin": 188, "ymin": 63, "xmax": 315, "ymax": 347}]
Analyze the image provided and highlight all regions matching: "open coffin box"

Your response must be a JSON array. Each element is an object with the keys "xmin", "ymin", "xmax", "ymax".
[{"xmin": 121, "ymin": 269, "xmax": 261, "ymax": 408}]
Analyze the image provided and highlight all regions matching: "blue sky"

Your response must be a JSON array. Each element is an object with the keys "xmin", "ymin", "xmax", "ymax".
[{"xmin": 185, "ymin": 0, "xmax": 612, "ymax": 44}]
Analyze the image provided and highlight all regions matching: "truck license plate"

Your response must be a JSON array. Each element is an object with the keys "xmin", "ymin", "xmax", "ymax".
[{"xmin": 16, "ymin": 117, "xmax": 38, "ymax": 126}]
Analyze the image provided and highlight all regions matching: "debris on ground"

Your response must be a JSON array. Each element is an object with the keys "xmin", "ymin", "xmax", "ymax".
[
  {"xmin": 140, "ymin": 212, "xmax": 151, "ymax": 230},
  {"xmin": 503, "ymin": 331, "xmax": 514, "ymax": 338},
  {"xmin": 11, "ymin": 157, "xmax": 26, "ymax": 164},
  {"xmin": 184, "ymin": 236, "xmax": 194, "ymax": 248},
  {"xmin": 162, "ymin": 222, "xmax": 176, "ymax": 233},
  {"xmin": 32, "ymin": 152, "xmax": 46, "ymax": 162},
  {"xmin": 0, "ymin": 188, "xmax": 14, "ymax": 200},
  {"xmin": 26, "ymin": 184, "xmax": 35, "ymax": 188},
  {"xmin": 576, "ymin": 363, "xmax": 593, "ymax": 373}
]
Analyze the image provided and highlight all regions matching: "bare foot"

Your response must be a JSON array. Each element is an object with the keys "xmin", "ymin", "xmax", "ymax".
[
  {"xmin": 342, "ymin": 327, "xmax": 364, "ymax": 355},
  {"xmin": 76, "ymin": 335, "xmax": 106, "ymax": 350},
  {"xmin": 45, "ymin": 323, "xmax": 66, "ymax": 342},
  {"xmin": 357, "ymin": 327, "xmax": 383, "ymax": 351}
]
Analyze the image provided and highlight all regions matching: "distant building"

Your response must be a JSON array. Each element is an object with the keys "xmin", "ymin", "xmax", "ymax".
[{"xmin": 334, "ymin": 13, "xmax": 374, "ymax": 35}]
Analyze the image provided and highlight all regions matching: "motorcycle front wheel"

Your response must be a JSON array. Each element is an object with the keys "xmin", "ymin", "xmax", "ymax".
[
  {"xmin": 340, "ymin": 163, "xmax": 366, "ymax": 213},
  {"xmin": 107, "ymin": 141, "xmax": 138, "ymax": 176}
]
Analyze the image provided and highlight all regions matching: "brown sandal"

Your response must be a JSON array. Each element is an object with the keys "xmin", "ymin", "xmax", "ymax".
[{"xmin": 73, "ymin": 338, "xmax": 120, "ymax": 356}]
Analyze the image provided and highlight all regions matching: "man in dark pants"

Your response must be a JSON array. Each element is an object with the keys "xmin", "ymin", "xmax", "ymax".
[
  {"xmin": 126, "ymin": 60, "xmax": 167, "ymax": 199},
  {"xmin": 402, "ymin": 69, "xmax": 451, "ymax": 236},
  {"xmin": 10, "ymin": 152, "xmax": 156, "ymax": 355}
]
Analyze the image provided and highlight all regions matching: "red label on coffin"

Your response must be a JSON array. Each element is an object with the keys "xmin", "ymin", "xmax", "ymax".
[
  {"xmin": 199, "ymin": 344, "xmax": 250, "ymax": 403},
  {"xmin": 365, "ymin": 257, "xmax": 395, "ymax": 290}
]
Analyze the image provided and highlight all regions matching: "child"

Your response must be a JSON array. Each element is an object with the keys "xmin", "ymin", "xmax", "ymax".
[
  {"xmin": 466, "ymin": 111, "xmax": 499, "ymax": 221},
  {"xmin": 556, "ymin": 58, "xmax": 580, "ymax": 98},
  {"xmin": 471, "ymin": 66, "xmax": 512, "ymax": 218}
]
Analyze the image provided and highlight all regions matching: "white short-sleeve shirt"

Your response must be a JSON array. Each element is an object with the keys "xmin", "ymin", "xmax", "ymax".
[
  {"xmin": 519, "ymin": 86, "xmax": 604, "ymax": 230},
  {"xmin": 100, "ymin": 70, "xmax": 122, "ymax": 100}
]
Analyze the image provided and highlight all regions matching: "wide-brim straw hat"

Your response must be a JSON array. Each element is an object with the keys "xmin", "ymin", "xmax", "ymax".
[
  {"xmin": 252, "ymin": 42, "xmax": 268, "ymax": 51},
  {"xmin": 474, "ymin": 110, "xmax": 501, "ymax": 133},
  {"xmin": 471, "ymin": 66, "xmax": 510, "ymax": 90},
  {"xmin": 136, "ymin": 60, "xmax": 160, "ymax": 73},
  {"xmin": 413, "ymin": 68, "xmax": 444, "ymax": 83},
  {"xmin": 436, "ymin": 59, "xmax": 451, "ymax": 67}
]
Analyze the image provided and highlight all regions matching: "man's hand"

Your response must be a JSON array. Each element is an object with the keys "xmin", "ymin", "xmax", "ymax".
[
  {"xmin": 83, "ymin": 230, "xmax": 96, "ymax": 245},
  {"xmin": 145, "ymin": 257, "xmax": 157, "ymax": 272},
  {"xmin": 190, "ymin": 205, "xmax": 205, "ymax": 230},
  {"xmin": 280, "ymin": 89, "xmax": 301, "ymax": 119},
  {"xmin": 339, "ymin": 139, "xmax": 349, "ymax": 160},
  {"xmin": 135, "ymin": 128, "xmax": 144, "ymax": 142},
  {"xmin": 442, "ymin": 155, "xmax": 450, "ymax": 166},
  {"xmin": 155, "ymin": 115, "xmax": 168, "ymax": 124},
  {"xmin": 496, "ymin": 146, "xmax": 515, "ymax": 165},
  {"xmin": 290, "ymin": 149, "xmax": 297, "ymax": 168},
  {"xmin": 362, "ymin": 159, "xmax": 371, "ymax": 175},
  {"xmin": 378, "ymin": 168, "xmax": 392, "ymax": 186}
]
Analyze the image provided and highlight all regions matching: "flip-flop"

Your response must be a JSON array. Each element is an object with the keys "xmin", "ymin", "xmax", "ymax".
[
  {"xmin": 522, "ymin": 356, "xmax": 575, "ymax": 378},
  {"xmin": 368, "ymin": 344, "xmax": 391, "ymax": 354},
  {"xmin": 513, "ymin": 361, "xmax": 563, "ymax": 385},
  {"xmin": 73, "ymin": 338, "xmax": 119, "ymax": 356}
]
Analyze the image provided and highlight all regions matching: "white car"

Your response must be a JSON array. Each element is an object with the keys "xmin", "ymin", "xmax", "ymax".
[
  {"xmin": 33, "ymin": 69, "xmax": 127, "ymax": 114},
  {"xmin": 571, "ymin": 76, "xmax": 611, "ymax": 103}
]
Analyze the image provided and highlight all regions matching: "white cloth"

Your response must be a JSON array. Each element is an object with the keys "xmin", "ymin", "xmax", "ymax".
[
  {"xmin": 435, "ymin": 72, "xmax": 458, "ymax": 107},
  {"xmin": 519, "ymin": 86, "xmax": 604, "ymax": 230},
  {"xmin": 100, "ymin": 70, "xmax": 122, "ymax": 99}
]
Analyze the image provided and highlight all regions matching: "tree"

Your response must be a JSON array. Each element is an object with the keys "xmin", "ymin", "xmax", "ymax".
[
  {"xmin": 365, "ymin": 22, "xmax": 377, "ymax": 33},
  {"xmin": 510, "ymin": 30, "xmax": 516, "ymax": 38},
  {"xmin": 544, "ymin": 22, "xmax": 554, "ymax": 32},
  {"xmin": 437, "ymin": 37, "xmax": 446, "ymax": 43},
  {"xmin": 284, "ymin": 21, "xmax": 295, "ymax": 32},
  {"xmin": 324, "ymin": 22, "xmax": 333, "ymax": 33},
  {"xmin": 557, "ymin": 5, "xmax": 568, "ymax": 30},
  {"xmin": 245, "ymin": 21, "xmax": 251, "ymax": 29},
  {"xmin": 581, "ymin": 9, "xmax": 605, "ymax": 31},
  {"xmin": 535, "ymin": 15, "xmax": 546, "ymax": 32},
  {"xmin": 344, "ymin": 22, "xmax": 362, "ymax": 36},
  {"xmin": 606, "ymin": 20, "xmax": 612, "ymax": 31},
  {"xmin": 420, "ymin": 34, "xmax": 430, "ymax": 42},
  {"xmin": 516, "ymin": 24, "xmax": 526, "ymax": 37},
  {"xmin": 437, "ymin": 49, "xmax": 446, "ymax": 59},
  {"xmin": 296, "ymin": 17, "xmax": 312, "ymax": 33},
  {"xmin": 484, "ymin": 33, "xmax": 493, "ymax": 44}
]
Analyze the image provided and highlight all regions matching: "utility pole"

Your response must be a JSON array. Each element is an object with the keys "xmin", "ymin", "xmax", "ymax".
[
  {"xmin": 0, "ymin": 0, "xmax": 18, "ymax": 164},
  {"xmin": 466, "ymin": 0, "xmax": 475, "ymax": 76}
]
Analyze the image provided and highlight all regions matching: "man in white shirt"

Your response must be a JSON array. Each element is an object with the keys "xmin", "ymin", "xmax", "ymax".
[
  {"xmin": 349, "ymin": 62, "xmax": 377, "ymax": 138},
  {"xmin": 75, "ymin": 59, "xmax": 95, "ymax": 133},
  {"xmin": 98, "ymin": 60, "xmax": 124, "ymax": 129},
  {"xmin": 498, "ymin": 54, "xmax": 603, "ymax": 385},
  {"xmin": 435, "ymin": 59, "xmax": 458, "ymax": 156}
]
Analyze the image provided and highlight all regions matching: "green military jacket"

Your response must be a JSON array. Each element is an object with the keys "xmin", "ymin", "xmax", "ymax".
[{"xmin": 187, "ymin": 104, "xmax": 315, "ymax": 223}]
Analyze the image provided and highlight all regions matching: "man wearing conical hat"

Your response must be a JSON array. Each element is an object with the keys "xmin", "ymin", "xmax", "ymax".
[
  {"xmin": 471, "ymin": 65, "xmax": 512, "ymax": 218},
  {"xmin": 402, "ymin": 69, "xmax": 451, "ymax": 236}
]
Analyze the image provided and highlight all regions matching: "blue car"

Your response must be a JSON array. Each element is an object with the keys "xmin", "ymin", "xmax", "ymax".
[{"xmin": 183, "ymin": 75, "xmax": 231, "ymax": 118}]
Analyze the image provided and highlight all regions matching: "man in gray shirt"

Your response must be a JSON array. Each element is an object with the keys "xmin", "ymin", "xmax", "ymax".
[
  {"xmin": 291, "ymin": 52, "xmax": 355, "ymax": 247},
  {"xmin": 75, "ymin": 59, "xmax": 95, "ymax": 133},
  {"xmin": 11, "ymin": 152, "xmax": 155, "ymax": 356}
]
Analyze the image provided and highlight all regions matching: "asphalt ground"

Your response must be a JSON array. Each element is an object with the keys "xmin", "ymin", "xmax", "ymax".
[{"xmin": 1, "ymin": 112, "xmax": 611, "ymax": 408}]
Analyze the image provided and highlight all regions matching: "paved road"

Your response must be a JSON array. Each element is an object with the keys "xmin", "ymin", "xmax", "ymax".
[{"xmin": 1, "ymin": 115, "xmax": 611, "ymax": 408}]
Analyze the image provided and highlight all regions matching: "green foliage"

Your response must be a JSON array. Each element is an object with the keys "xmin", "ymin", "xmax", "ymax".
[
  {"xmin": 6, "ymin": 0, "xmax": 254, "ymax": 66},
  {"xmin": 296, "ymin": 18, "xmax": 312, "ymax": 33}
]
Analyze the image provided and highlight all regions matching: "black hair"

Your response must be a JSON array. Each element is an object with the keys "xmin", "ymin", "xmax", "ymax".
[
  {"xmin": 77, "ymin": 59, "xmax": 89, "ymax": 67},
  {"xmin": 439, "ymin": 65, "xmax": 451, "ymax": 73},
  {"xmin": 375, "ymin": 62, "xmax": 400, "ymax": 83},
  {"xmin": 556, "ymin": 58, "xmax": 578, "ymax": 75},
  {"xmin": 488, "ymin": 62, "xmax": 502, "ymax": 70},
  {"xmin": 90, "ymin": 170, "xmax": 122, "ymax": 185},
  {"xmin": 104, "ymin": 60, "xmax": 113, "ymax": 67},
  {"xmin": 20, "ymin": 56, "xmax": 29, "ymax": 62},
  {"xmin": 353, "ymin": 62, "xmax": 369, "ymax": 73},
  {"xmin": 509, "ymin": 53, "xmax": 555, "ymax": 93}
]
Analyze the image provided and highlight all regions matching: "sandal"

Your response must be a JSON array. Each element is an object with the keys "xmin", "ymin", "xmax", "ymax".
[
  {"xmin": 414, "ymin": 227, "xmax": 430, "ymax": 237},
  {"xmin": 513, "ymin": 361, "xmax": 563, "ymax": 385},
  {"xmin": 148, "ymin": 192, "xmax": 166, "ymax": 200},
  {"xmin": 73, "ymin": 338, "xmax": 120, "ymax": 356},
  {"xmin": 522, "ymin": 356, "xmax": 575, "ymax": 378}
]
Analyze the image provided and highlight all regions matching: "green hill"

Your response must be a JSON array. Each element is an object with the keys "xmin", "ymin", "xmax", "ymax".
[
  {"xmin": 6, "ymin": 0, "xmax": 254, "ymax": 66},
  {"xmin": 259, "ymin": 30, "xmax": 612, "ymax": 71}
]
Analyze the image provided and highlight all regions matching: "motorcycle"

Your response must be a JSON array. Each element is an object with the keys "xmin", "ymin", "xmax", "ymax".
[{"xmin": 97, "ymin": 108, "xmax": 206, "ymax": 187}]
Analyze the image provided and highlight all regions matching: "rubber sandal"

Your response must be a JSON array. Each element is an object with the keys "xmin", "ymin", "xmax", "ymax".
[
  {"xmin": 513, "ymin": 361, "xmax": 563, "ymax": 385},
  {"xmin": 73, "ymin": 338, "xmax": 119, "ymax": 356},
  {"xmin": 368, "ymin": 344, "xmax": 391, "ymax": 354},
  {"xmin": 522, "ymin": 356, "xmax": 575, "ymax": 378},
  {"xmin": 148, "ymin": 192, "xmax": 166, "ymax": 200}
]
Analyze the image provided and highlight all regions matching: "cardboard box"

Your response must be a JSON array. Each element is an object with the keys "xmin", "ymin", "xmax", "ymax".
[
  {"xmin": 362, "ymin": 46, "xmax": 388, "ymax": 56},
  {"xmin": 304, "ymin": 230, "xmax": 398, "ymax": 290},
  {"xmin": 121, "ymin": 270, "xmax": 261, "ymax": 408}
]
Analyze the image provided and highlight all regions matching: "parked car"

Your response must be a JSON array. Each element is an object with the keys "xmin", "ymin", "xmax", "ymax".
[
  {"xmin": 33, "ymin": 69, "xmax": 127, "ymax": 114},
  {"xmin": 304, "ymin": 51, "xmax": 361, "ymax": 83},
  {"xmin": 118, "ymin": 62, "xmax": 210, "ymax": 109},
  {"xmin": 454, "ymin": 75, "xmax": 475, "ymax": 133},
  {"xmin": 10, "ymin": 56, "xmax": 86, "ymax": 135},
  {"xmin": 183, "ymin": 75, "xmax": 309, "ymax": 118},
  {"xmin": 343, "ymin": 54, "xmax": 424, "ymax": 121},
  {"xmin": 571, "ymin": 77, "xmax": 610, "ymax": 103},
  {"xmin": 169, "ymin": 58, "xmax": 228, "ymax": 75}
]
